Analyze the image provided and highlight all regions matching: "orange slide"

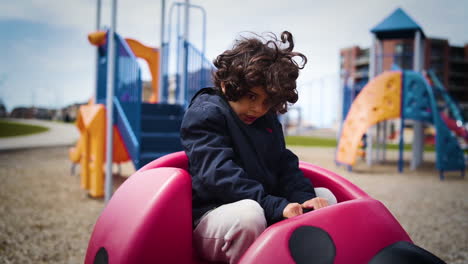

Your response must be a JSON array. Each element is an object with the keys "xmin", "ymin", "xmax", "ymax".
[
  {"xmin": 87, "ymin": 31, "xmax": 161, "ymax": 103},
  {"xmin": 69, "ymin": 104, "xmax": 130, "ymax": 197},
  {"xmin": 336, "ymin": 71, "xmax": 402, "ymax": 166}
]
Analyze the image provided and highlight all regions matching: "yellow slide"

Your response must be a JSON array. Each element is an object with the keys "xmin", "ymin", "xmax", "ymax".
[
  {"xmin": 69, "ymin": 105, "xmax": 130, "ymax": 197},
  {"xmin": 336, "ymin": 71, "xmax": 402, "ymax": 166}
]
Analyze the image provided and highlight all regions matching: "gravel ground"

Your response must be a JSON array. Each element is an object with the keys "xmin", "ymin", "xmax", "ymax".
[
  {"xmin": 291, "ymin": 146, "xmax": 468, "ymax": 264},
  {"xmin": 0, "ymin": 146, "xmax": 467, "ymax": 263}
]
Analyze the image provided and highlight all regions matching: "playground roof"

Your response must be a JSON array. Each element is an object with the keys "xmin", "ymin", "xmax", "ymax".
[{"xmin": 371, "ymin": 8, "xmax": 425, "ymax": 39}]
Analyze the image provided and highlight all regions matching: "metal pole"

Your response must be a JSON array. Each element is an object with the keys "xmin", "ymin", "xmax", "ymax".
[
  {"xmin": 164, "ymin": 2, "xmax": 178, "ymax": 103},
  {"xmin": 375, "ymin": 39, "xmax": 384, "ymax": 163},
  {"xmin": 179, "ymin": 0, "xmax": 190, "ymax": 106},
  {"xmin": 158, "ymin": 0, "xmax": 166, "ymax": 103},
  {"xmin": 382, "ymin": 120, "xmax": 387, "ymax": 162},
  {"xmin": 201, "ymin": 7, "xmax": 206, "ymax": 56},
  {"xmin": 176, "ymin": 4, "xmax": 181, "ymax": 104},
  {"xmin": 366, "ymin": 36, "xmax": 377, "ymax": 166},
  {"xmin": 93, "ymin": 0, "xmax": 102, "ymax": 103},
  {"xmin": 378, "ymin": 38, "xmax": 387, "ymax": 163},
  {"xmin": 374, "ymin": 45, "xmax": 379, "ymax": 163},
  {"xmin": 398, "ymin": 106, "xmax": 405, "ymax": 173},
  {"xmin": 105, "ymin": 0, "xmax": 117, "ymax": 202},
  {"xmin": 376, "ymin": 122, "xmax": 381, "ymax": 163},
  {"xmin": 411, "ymin": 31, "xmax": 423, "ymax": 170}
]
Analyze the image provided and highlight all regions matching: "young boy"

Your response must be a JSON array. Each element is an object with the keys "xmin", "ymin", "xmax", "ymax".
[{"xmin": 180, "ymin": 31, "xmax": 337, "ymax": 264}]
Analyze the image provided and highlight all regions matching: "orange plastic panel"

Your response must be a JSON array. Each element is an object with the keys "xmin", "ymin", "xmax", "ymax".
[
  {"xmin": 125, "ymin": 38, "xmax": 160, "ymax": 103},
  {"xmin": 336, "ymin": 71, "xmax": 402, "ymax": 166},
  {"xmin": 88, "ymin": 31, "xmax": 107, "ymax": 46},
  {"xmin": 71, "ymin": 104, "xmax": 131, "ymax": 198}
]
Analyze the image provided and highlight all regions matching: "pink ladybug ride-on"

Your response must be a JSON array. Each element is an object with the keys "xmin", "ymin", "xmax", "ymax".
[{"xmin": 85, "ymin": 152, "xmax": 445, "ymax": 264}]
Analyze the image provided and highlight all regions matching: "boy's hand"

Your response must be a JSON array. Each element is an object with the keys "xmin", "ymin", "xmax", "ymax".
[
  {"xmin": 283, "ymin": 203, "xmax": 303, "ymax": 218},
  {"xmin": 302, "ymin": 197, "xmax": 329, "ymax": 211}
]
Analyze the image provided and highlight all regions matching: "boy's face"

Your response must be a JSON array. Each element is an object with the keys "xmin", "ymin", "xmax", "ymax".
[{"xmin": 227, "ymin": 86, "xmax": 271, "ymax": 125}]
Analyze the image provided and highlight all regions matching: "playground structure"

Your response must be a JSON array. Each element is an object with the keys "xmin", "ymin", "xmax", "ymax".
[
  {"xmin": 80, "ymin": 4, "xmax": 449, "ymax": 263},
  {"xmin": 337, "ymin": 8, "xmax": 467, "ymax": 179},
  {"xmin": 85, "ymin": 151, "xmax": 445, "ymax": 264},
  {"xmin": 70, "ymin": 1, "xmax": 213, "ymax": 198}
]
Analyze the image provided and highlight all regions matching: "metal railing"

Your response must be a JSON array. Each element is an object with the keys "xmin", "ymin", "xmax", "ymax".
[
  {"xmin": 113, "ymin": 33, "xmax": 141, "ymax": 161},
  {"xmin": 162, "ymin": 2, "xmax": 214, "ymax": 106},
  {"xmin": 96, "ymin": 31, "xmax": 141, "ymax": 163},
  {"xmin": 161, "ymin": 42, "xmax": 170, "ymax": 102},
  {"xmin": 184, "ymin": 40, "xmax": 213, "ymax": 105}
]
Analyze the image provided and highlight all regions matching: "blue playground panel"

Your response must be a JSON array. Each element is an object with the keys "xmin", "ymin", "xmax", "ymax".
[
  {"xmin": 96, "ymin": 31, "xmax": 211, "ymax": 169},
  {"xmin": 341, "ymin": 78, "xmax": 368, "ymax": 121},
  {"xmin": 403, "ymin": 71, "xmax": 465, "ymax": 178}
]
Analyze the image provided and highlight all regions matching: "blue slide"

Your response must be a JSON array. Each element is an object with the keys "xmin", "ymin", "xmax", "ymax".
[{"xmin": 402, "ymin": 71, "xmax": 465, "ymax": 179}]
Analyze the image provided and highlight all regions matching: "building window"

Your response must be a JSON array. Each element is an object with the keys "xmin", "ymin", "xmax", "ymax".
[
  {"xmin": 394, "ymin": 43, "xmax": 413, "ymax": 69},
  {"xmin": 395, "ymin": 44, "xmax": 403, "ymax": 55}
]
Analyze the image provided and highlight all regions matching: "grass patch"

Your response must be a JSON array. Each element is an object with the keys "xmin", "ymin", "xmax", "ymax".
[
  {"xmin": 286, "ymin": 136, "xmax": 337, "ymax": 148},
  {"xmin": 0, "ymin": 120, "xmax": 49, "ymax": 138},
  {"xmin": 286, "ymin": 135, "xmax": 436, "ymax": 152}
]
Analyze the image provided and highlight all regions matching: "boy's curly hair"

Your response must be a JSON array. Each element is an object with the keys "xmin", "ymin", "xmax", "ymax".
[{"xmin": 212, "ymin": 31, "xmax": 307, "ymax": 114}]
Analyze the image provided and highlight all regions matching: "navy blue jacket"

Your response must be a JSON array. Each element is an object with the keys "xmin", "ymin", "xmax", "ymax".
[{"xmin": 180, "ymin": 88, "xmax": 316, "ymax": 225}]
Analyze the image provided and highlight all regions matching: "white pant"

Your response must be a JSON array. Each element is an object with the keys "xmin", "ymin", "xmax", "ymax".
[{"xmin": 193, "ymin": 188, "xmax": 337, "ymax": 264}]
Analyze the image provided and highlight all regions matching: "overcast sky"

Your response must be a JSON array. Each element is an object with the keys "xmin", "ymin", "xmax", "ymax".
[{"xmin": 0, "ymin": 0, "xmax": 467, "ymax": 126}]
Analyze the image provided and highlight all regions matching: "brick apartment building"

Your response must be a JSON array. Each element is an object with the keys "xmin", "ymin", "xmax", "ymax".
[{"xmin": 340, "ymin": 21, "xmax": 468, "ymax": 119}]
